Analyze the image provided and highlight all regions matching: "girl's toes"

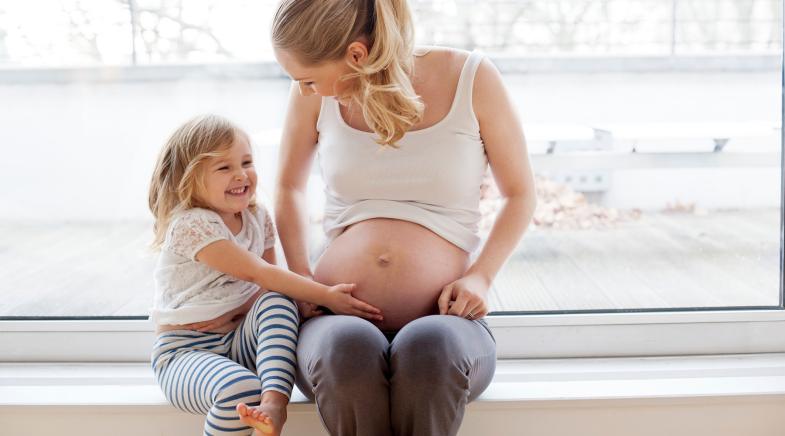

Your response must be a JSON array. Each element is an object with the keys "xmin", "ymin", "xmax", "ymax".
[{"xmin": 236, "ymin": 403, "xmax": 247, "ymax": 416}]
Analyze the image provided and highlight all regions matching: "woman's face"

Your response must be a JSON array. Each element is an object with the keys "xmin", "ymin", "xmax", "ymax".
[{"xmin": 274, "ymin": 48, "xmax": 358, "ymax": 104}]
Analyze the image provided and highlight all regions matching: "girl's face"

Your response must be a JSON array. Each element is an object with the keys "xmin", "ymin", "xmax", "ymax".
[
  {"xmin": 199, "ymin": 136, "xmax": 257, "ymax": 219},
  {"xmin": 274, "ymin": 48, "xmax": 357, "ymax": 104}
]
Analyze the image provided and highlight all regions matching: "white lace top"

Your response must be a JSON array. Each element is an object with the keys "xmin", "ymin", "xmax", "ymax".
[{"xmin": 150, "ymin": 206, "xmax": 276, "ymax": 325}]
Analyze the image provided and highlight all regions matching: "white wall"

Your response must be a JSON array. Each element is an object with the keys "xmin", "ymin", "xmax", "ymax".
[
  {"xmin": 2, "ymin": 397, "xmax": 784, "ymax": 436},
  {"xmin": 0, "ymin": 70, "xmax": 780, "ymax": 221}
]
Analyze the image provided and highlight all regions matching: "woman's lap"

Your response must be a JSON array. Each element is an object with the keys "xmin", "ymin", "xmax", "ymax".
[
  {"xmin": 390, "ymin": 314, "xmax": 496, "ymax": 402},
  {"xmin": 295, "ymin": 314, "xmax": 496, "ymax": 436}
]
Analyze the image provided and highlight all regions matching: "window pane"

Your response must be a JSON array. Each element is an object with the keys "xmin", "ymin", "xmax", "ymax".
[{"xmin": 0, "ymin": 0, "xmax": 781, "ymax": 317}]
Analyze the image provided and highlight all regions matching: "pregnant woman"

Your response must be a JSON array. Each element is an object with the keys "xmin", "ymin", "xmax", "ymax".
[{"xmin": 272, "ymin": 0, "xmax": 536, "ymax": 434}]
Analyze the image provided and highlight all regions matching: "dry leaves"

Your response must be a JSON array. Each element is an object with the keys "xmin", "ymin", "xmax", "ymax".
[{"xmin": 480, "ymin": 173, "xmax": 643, "ymax": 231}]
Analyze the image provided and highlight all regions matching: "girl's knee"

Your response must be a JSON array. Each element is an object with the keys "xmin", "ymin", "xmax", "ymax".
[
  {"xmin": 250, "ymin": 291, "xmax": 299, "ymax": 324},
  {"xmin": 252, "ymin": 291, "xmax": 296, "ymax": 311},
  {"xmin": 213, "ymin": 374, "xmax": 262, "ymax": 409}
]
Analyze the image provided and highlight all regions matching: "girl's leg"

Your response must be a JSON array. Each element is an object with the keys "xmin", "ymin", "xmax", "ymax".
[
  {"xmin": 231, "ymin": 291, "xmax": 299, "ymax": 396},
  {"xmin": 152, "ymin": 332, "xmax": 262, "ymax": 436},
  {"xmin": 296, "ymin": 315, "xmax": 393, "ymax": 436},
  {"xmin": 230, "ymin": 291, "xmax": 299, "ymax": 434},
  {"xmin": 389, "ymin": 315, "xmax": 496, "ymax": 436}
]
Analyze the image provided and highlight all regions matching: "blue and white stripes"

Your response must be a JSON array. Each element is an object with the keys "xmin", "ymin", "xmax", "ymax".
[{"xmin": 152, "ymin": 292, "xmax": 299, "ymax": 435}]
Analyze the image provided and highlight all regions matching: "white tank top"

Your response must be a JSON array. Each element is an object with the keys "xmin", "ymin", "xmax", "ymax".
[{"xmin": 316, "ymin": 50, "xmax": 487, "ymax": 253}]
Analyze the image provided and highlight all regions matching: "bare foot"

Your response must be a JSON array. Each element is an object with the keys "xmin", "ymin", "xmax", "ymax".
[{"xmin": 237, "ymin": 391, "xmax": 288, "ymax": 436}]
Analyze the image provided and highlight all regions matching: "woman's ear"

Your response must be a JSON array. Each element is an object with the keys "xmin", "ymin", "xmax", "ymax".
[{"xmin": 345, "ymin": 41, "xmax": 369, "ymax": 66}]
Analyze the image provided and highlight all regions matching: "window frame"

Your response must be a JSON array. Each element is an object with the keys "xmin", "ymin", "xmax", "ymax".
[
  {"xmin": 2, "ymin": 6, "xmax": 783, "ymax": 365},
  {"xmin": 2, "ymin": 310, "xmax": 785, "ymax": 362}
]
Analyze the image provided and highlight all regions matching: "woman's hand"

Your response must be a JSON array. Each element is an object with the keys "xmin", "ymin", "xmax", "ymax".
[
  {"xmin": 178, "ymin": 292, "xmax": 260, "ymax": 333},
  {"xmin": 438, "ymin": 273, "xmax": 491, "ymax": 320},
  {"xmin": 179, "ymin": 309, "xmax": 246, "ymax": 334},
  {"xmin": 296, "ymin": 300, "xmax": 324, "ymax": 320},
  {"xmin": 323, "ymin": 284, "xmax": 384, "ymax": 321}
]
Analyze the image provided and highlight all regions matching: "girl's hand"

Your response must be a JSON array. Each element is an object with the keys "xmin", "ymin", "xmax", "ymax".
[
  {"xmin": 437, "ymin": 273, "xmax": 491, "ymax": 320},
  {"xmin": 296, "ymin": 300, "xmax": 324, "ymax": 320},
  {"xmin": 324, "ymin": 284, "xmax": 384, "ymax": 321}
]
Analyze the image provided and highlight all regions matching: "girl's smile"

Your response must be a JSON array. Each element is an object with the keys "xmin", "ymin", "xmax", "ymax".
[
  {"xmin": 199, "ymin": 135, "xmax": 257, "ymax": 225},
  {"xmin": 226, "ymin": 185, "xmax": 250, "ymax": 196}
]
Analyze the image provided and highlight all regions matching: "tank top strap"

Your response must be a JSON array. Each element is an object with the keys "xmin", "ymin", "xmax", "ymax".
[{"xmin": 449, "ymin": 50, "xmax": 485, "ymax": 131}]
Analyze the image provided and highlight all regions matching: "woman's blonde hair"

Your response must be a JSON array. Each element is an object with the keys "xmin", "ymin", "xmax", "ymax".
[
  {"xmin": 148, "ymin": 114, "xmax": 254, "ymax": 249},
  {"xmin": 272, "ymin": 0, "xmax": 424, "ymax": 147}
]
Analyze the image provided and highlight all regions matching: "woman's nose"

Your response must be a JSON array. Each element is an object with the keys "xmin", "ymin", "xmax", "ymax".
[{"xmin": 234, "ymin": 170, "xmax": 247, "ymax": 181}]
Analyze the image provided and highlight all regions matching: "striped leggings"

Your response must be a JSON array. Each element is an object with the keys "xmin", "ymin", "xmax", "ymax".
[{"xmin": 151, "ymin": 292, "xmax": 299, "ymax": 436}]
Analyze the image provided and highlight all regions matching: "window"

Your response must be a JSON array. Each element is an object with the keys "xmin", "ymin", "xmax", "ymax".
[{"xmin": 1, "ymin": 0, "xmax": 783, "ymax": 361}]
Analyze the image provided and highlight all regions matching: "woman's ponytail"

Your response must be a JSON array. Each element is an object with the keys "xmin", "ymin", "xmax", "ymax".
[{"xmin": 273, "ymin": 0, "xmax": 424, "ymax": 147}]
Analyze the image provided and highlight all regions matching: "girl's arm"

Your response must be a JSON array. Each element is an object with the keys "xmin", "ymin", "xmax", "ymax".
[
  {"xmin": 195, "ymin": 239, "xmax": 382, "ymax": 320},
  {"xmin": 438, "ymin": 56, "xmax": 537, "ymax": 319},
  {"xmin": 236, "ymin": 246, "xmax": 276, "ymax": 313},
  {"xmin": 275, "ymin": 82, "xmax": 322, "ymax": 278},
  {"xmin": 177, "ymin": 247, "xmax": 278, "ymax": 333}
]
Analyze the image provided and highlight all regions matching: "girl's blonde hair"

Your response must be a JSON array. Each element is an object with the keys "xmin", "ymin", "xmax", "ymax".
[
  {"xmin": 148, "ymin": 114, "xmax": 254, "ymax": 249},
  {"xmin": 272, "ymin": 0, "xmax": 423, "ymax": 147}
]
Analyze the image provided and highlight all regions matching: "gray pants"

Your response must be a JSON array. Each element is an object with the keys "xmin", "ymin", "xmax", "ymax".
[{"xmin": 295, "ymin": 314, "xmax": 496, "ymax": 436}]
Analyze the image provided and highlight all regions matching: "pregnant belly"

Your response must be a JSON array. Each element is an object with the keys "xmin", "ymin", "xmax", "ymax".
[{"xmin": 313, "ymin": 218, "xmax": 469, "ymax": 331}]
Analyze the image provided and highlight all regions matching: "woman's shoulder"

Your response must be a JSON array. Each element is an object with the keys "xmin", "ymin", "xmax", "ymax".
[{"xmin": 414, "ymin": 46, "xmax": 471, "ymax": 72}]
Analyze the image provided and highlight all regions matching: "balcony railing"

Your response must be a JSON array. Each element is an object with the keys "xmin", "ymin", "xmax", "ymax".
[{"xmin": 0, "ymin": 0, "xmax": 781, "ymax": 67}]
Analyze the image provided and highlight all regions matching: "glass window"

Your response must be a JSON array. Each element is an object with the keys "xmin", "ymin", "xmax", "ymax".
[{"xmin": 0, "ymin": 0, "xmax": 781, "ymax": 320}]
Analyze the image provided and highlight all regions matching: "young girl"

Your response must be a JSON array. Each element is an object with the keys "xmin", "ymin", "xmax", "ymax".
[{"xmin": 148, "ymin": 114, "xmax": 383, "ymax": 436}]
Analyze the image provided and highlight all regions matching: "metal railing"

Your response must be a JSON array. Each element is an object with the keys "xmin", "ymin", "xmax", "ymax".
[{"xmin": 0, "ymin": 0, "xmax": 780, "ymax": 67}]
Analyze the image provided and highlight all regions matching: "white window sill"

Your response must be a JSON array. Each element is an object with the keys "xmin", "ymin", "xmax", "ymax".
[
  {"xmin": 3, "ymin": 354, "xmax": 785, "ymax": 436},
  {"xmin": 3, "ymin": 354, "xmax": 785, "ymax": 408}
]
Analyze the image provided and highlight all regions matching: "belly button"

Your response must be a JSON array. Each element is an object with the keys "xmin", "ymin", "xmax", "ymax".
[{"xmin": 376, "ymin": 253, "xmax": 392, "ymax": 267}]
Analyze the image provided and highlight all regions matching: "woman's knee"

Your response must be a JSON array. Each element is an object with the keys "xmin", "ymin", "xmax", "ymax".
[
  {"xmin": 390, "ymin": 315, "xmax": 472, "ymax": 382},
  {"xmin": 299, "ymin": 315, "xmax": 389, "ymax": 387}
]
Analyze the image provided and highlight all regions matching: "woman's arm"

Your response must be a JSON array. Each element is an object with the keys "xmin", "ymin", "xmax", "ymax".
[
  {"xmin": 275, "ymin": 82, "xmax": 327, "ymax": 319},
  {"xmin": 438, "ymin": 56, "xmax": 537, "ymax": 319},
  {"xmin": 274, "ymin": 82, "xmax": 322, "ymax": 278}
]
